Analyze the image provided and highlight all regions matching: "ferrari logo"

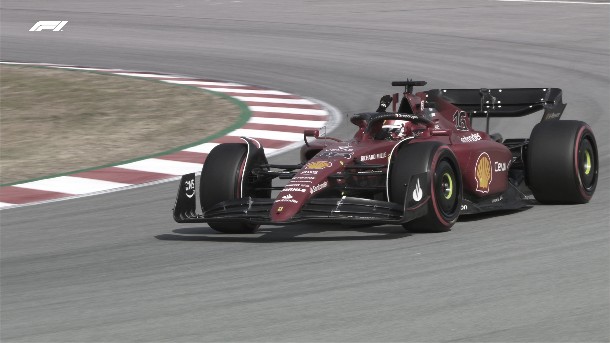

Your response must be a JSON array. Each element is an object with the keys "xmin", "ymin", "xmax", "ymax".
[
  {"xmin": 475, "ymin": 152, "xmax": 492, "ymax": 193},
  {"xmin": 305, "ymin": 161, "xmax": 332, "ymax": 169}
]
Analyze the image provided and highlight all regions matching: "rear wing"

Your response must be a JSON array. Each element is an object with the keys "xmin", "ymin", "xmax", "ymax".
[{"xmin": 426, "ymin": 88, "xmax": 566, "ymax": 121}]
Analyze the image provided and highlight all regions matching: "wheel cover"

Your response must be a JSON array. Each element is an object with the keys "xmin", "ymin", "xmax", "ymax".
[
  {"xmin": 584, "ymin": 150, "xmax": 592, "ymax": 175},
  {"xmin": 436, "ymin": 163, "xmax": 458, "ymax": 216},
  {"xmin": 441, "ymin": 172, "xmax": 453, "ymax": 200},
  {"xmin": 579, "ymin": 137, "xmax": 596, "ymax": 190}
]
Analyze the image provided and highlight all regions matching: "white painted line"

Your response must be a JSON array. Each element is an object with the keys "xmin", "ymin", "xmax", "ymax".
[
  {"xmin": 235, "ymin": 96, "xmax": 315, "ymax": 105},
  {"xmin": 114, "ymin": 72, "xmax": 186, "ymax": 78},
  {"xmin": 0, "ymin": 202, "xmax": 16, "ymax": 208},
  {"xmin": 249, "ymin": 106, "xmax": 328, "ymax": 116},
  {"xmin": 248, "ymin": 117, "xmax": 326, "ymax": 128},
  {"xmin": 162, "ymin": 80, "xmax": 244, "ymax": 87},
  {"xmin": 17, "ymin": 176, "xmax": 131, "ymax": 195},
  {"xmin": 183, "ymin": 142, "xmax": 220, "ymax": 154},
  {"xmin": 118, "ymin": 158, "xmax": 201, "ymax": 175},
  {"xmin": 200, "ymin": 87, "xmax": 291, "ymax": 95},
  {"xmin": 54, "ymin": 66, "xmax": 115, "ymax": 71},
  {"xmin": 227, "ymin": 129, "xmax": 303, "ymax": 141},
  {"xmin": 183, "ymin": 142, "xmax": 279, "ymax": 155},
  {"xmin": 496, "ymin": 0, "xmax": 609, "ymax": 4}
]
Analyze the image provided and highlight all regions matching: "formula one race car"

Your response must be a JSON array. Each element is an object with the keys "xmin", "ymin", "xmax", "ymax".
[{"xmin": 173, "ymin": 80, "xmax": 598, "ymax": 233}]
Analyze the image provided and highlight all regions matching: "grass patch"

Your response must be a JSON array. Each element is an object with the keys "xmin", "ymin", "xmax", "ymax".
[{"xmin": 0, "ymin": 65, "xmax": 243, "ymax": 184}]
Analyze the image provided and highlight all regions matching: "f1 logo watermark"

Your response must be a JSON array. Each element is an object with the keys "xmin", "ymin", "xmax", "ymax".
[{"xmin": 29, "ymin": 21, "xmax": 68, "ymax": 31}]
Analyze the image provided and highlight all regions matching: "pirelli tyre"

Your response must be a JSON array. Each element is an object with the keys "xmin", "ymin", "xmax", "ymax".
[
  {"xmin": 527, "ymin": 120, "xmax": 598, "ymax": 204},
  {"xmin": 389, "ymin": 141, "xmax": 462, "ymax": 232},
  {"xmin": 200, "ymin": 143, "xmax": 260, "ymax": 233}
]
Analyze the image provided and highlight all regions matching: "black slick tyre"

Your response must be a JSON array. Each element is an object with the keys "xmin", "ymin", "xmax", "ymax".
[
  {"xmin": 389, "ymin": 142, "xmax": 462, "ymax": 232},
  {"xmin": 527, "ymin": 120, "xmax": 598, "ymax": 204},
  {"xmin": 200, "ymin": 143, "xmax": 260, "ymax": 233}
]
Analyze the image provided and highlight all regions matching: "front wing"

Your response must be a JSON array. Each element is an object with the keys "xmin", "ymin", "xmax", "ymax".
[{"xmin": 173, "ymin": 173, "xmax": 429, "ymax": 225}]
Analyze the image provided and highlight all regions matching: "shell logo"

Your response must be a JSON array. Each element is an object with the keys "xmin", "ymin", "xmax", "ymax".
[
  {"xmin": 305, "ymin": 161, "xmax": 332, "ymax": 169},
  {"xmin": 475, "ymin": 152, "xmax": 492, "ymax": 193}
]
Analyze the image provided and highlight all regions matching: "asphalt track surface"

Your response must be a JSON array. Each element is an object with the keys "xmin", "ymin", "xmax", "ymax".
[{"xmin": 1, "ymin": 1, "xmax": 609, "ymax": 341}]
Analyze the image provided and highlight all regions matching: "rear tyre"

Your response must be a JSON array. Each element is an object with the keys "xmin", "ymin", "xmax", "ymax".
[
  {"xmin": 527, "ymin": 120, "xmax": 598, "ymax": 204},
  {"xmin": 200, "ymin": 143, "xmax": 260, "ymax": 233},
  {"xmin": 389, "ymin": 142, "xmax": 462, "ymax": 233}
]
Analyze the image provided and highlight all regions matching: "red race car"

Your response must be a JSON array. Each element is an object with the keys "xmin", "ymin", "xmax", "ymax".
[{"xmin": 173, "ymin": 80, "xmax": 598, "ymax": 233}]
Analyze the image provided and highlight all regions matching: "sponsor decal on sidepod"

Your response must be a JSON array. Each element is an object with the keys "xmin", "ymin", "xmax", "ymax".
[
  {"xmin": 475, "ymin": 152, "xmax": 492, "ymax": 193},
  {"xmin": 494, "ymin": 161, "xmax": 508, "ymax": 172}
]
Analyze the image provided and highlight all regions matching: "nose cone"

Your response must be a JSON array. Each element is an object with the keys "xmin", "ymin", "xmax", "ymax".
[{"xmin": 270, "ymin": 159, "xmax": 340, "ymax": 222}]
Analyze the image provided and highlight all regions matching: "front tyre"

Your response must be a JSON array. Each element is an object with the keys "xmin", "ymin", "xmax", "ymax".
[
  {"xmin": 389, "ymin": 142, "xmax": 462, "ymax": 233},
  {"xmin": 527, "ymin": 120, "xmax": 598, "ymax": 204},
  {"xmin": 200, "ymin": 143, "xmax": 260, "ymax": 233}
]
